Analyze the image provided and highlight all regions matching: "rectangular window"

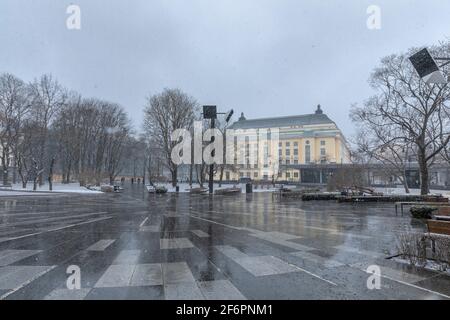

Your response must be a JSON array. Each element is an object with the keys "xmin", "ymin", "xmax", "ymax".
[
  {"xmin": 254, "ymin": 172, "xmax": 258, "ymax": 178},
  {"xmin": 294, "ymin": 172, "xmax": 299, "ymax": 178},
  {"xmin": 286, "ymin": 172, "xmax": 291, "ymax": 178},
  {"xmin": 286, "ymin": 142, "xmax": 290, "ymax": 147},
  {"xmin": 321, "ymin": 148, "xmax": 326, "ymax": 156},
  {"xmin": 286, "ymin": 149, "xmax": 290, "ymax": 156},
  {"xmin": 294, "ymin": 148, "xmax": 298, "ymax": 156},
  {"xmin": 321, "ymin": 140, "xmax": 326, "ymax": 146},
  {"xmin": 286, "ymin": 159, "xmax": 290, "ymax": 165},
  {"xmin": 294, "ymin": 142, "xmax": 298, "ymax": 147},
  {"xmin": 305, "ymin": 145, "xmax": 311, "ymax": 163}
]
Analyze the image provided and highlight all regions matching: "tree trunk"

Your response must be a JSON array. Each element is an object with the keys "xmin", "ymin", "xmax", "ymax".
[
  {"xmin": 402, "ymin": 172, "xmax": 410, "ymax": 194},
  {"xmin": 65, "ymin": 161, "xmax": 72, "ymax": 184},
  {"xmin": 17, "ymin": 159, "xmax": 27, "ymax": 189},
  {"xmin": 417, "ymin": 148, "xmax": 429, "ymax": 195},
  {"xmin": 219, "ymin": 165, "xmax": 224, "ymax": 187},
  {"xmin": 2, "ymin": 150, "xmax": 8, "ymax": 185},
  {"xmin": 171, "ymin": 167, "xmax": 177, "ymax": 187},
  {"xmin": 142, "ymin": 158, "xmax": 146, "ymax": 185},
  {"xmin": 2, "ymin": 168, "xmax": 8, "ymax": 186},
  {"xmin": 48, "ymin": 158, "xmax": 55, "ymax": 191}
]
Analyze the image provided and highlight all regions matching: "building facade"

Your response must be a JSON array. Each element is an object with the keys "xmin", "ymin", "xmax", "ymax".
[{"xmin": 221, "ymin": 105, "xmax": 351, "ymax": 182}]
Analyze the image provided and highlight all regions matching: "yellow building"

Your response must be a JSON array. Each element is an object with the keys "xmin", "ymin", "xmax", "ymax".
[{"xmin": 221, "ymin": 105, "xmax": 350, "ymax": 182}]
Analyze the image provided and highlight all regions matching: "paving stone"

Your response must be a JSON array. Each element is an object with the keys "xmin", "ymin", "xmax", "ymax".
[
  {"xmin": 0, "ymin": 250, "xmax": 42, "ymax": 266},
  {"xmin": 44, "ymin": 288, "xmax": 91, "ymax": 300},
  {"xmin": 164, "ymin": 282, "xmax": 204, "ymax": 300},
  {"xmin": 112, "ymin": 250, "xmax": 141, "ymax": 264},
  {"xmin": 160, "ymin": 238, "xmax": 194, "ymax": 249},
  {"xmin": 94, "ymin": 264, "xmax": 135, "ymax": 288},
  {"xmin": 191, "ymin": 230, "xmax": 210, "ymax": 238},
  {"xmin": 0, "ymin": 265, "xmax": 54, "ymax": 290},
  {"xmin": 163, "ymin": 262, "xmax": 195, "ymax": 284},
  {"xmin": 198, "ymin": 280, "xmax": 246, "ymax": 300},
  {"xmin": 130, "ymin": 264, "xmax": 163, "ymax": 286},
  {"xmin": 86, "ymin": 240, "xmax": 115, "ymax": 251},
  {"xmin": 234, "ymin": 256, "xmax": 300, "ymax": 276}
]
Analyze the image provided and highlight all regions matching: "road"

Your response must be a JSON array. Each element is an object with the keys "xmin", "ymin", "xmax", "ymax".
[{"xmin": 0, "ymin": 183, "xmax": 449, "ymax": 300}]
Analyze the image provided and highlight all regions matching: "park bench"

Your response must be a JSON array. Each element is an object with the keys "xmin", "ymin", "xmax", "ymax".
[
  {"xmin": 425, "ymin": 219, "xmax": 450, "ymax": 253},
  {"xmin": 427, "ymin": 220, "xmax": 450, "ymax": 236},
  {"xmin": 434, "ymin": 206, "xmax": 450, "ymax": 221}
]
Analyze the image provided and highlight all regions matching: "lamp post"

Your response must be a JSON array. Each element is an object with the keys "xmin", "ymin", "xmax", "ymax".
[
  {"xmin": 202, "ymin": 106, "xmax": 234, "ymax": 194},
  {"xmin": 409, "ymin": 48, "xmax": 449, "ymax": 84}
]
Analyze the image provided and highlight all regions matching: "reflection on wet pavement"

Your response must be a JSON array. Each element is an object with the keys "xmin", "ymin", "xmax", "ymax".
[{"xmin": 0, "ymin": 183, "xmax": 449, "ymax": 300}]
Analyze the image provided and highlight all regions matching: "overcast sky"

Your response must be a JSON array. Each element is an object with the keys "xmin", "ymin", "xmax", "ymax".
[{"xmin": 1, "ymin": 0, "xmax": 449, "ymax": 137}]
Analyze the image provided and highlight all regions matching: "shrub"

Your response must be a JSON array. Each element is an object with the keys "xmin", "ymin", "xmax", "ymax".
[
  {"xmin": 396, "ymin": 232, "xmax": 427, "ymax": 267},
  {"xmin": 410, "ymin": 206, "xmax": 437, "ymax": 219},
  {"xmin": 431, "ymin": 236, "xmax": 450, "ymax": 270}
]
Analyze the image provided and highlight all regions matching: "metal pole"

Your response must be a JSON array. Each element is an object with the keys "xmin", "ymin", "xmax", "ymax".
[{"xmin": 209, "ymin": 118, "xmax": 215, "ymax": 194}]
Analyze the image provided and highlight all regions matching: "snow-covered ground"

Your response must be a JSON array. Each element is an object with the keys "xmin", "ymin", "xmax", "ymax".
[
  {"xmin": 157, "ymin": 183, "xmax": 279, "ymax": 193},
  {"xmin": 9, "ymin": 183, "xmax": 102, "ymax": 194},
  {"xmin": 158, "ymin": 183, "xmax": 450, "ymax": 196},
  {"xmin": 393, "ymin": 257, "xmax": 450, "ymax": 275},
  {"xmin": 0, "ymin": 190, "xmax": 55, "ymax": 197},
  {"xmin": 374, "ymin": 187, "xmax": 450, "ymax": 197}
]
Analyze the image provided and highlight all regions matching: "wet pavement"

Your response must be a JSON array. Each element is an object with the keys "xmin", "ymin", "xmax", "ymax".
[{"xmin": 0, "ymin": 183, "xmax": 449, "ymax": 300}]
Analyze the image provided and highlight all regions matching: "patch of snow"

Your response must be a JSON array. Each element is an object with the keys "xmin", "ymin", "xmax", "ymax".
[
  {"xmin": 153, "ymin": 183, "xmax": 278, "ymax": 193},
  {"xmin": 393, "ymin": 256, "xmax": 450, "ymax": 275},
  {"xmin": 10, "ymin": 183, "xmax": 102, "ymax": 194},
  {"xmin": 0, "ymin": 190, "xmax": 54, "ymax": 197},
  {"xmin": 374, "ymin": 187, "xmax": 450, "ymax": 197}
]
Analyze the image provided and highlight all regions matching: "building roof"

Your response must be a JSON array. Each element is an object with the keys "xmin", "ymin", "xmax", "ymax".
[{"xmin": 228, "ymin": 105, "xmax": 335, "ymax": 130}]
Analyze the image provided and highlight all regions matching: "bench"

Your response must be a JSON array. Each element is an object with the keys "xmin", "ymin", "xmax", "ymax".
[
  {"xmin": 425, "ymin": 220, "xmax": 450, "ymax": 253},
  {"xmin": 427, "ymin": 220, "xmax": 450, "ymax": 236},
  {"xmin": 437, "ymin": 206, "xmax": 450, "ymax": 216}
]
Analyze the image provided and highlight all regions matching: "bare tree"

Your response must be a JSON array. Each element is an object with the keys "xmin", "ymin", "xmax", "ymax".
[
  {"xmin": 0, "ymin": 73, "xmax": 31, "ymax": 185},
  {"xmin": 351, "ymin": 43, "xmax": 450, "ymax": 195},
  {"xmin": 143, "ymin": 88, "xmax": 198, "ymax": 187},
  {"xmin": 29, "ymin": 74, "xmax": 67, "ymax": 188},
  {"xmin": 352, "ymin": 109, "xmax": 414, "ymax": 193}
]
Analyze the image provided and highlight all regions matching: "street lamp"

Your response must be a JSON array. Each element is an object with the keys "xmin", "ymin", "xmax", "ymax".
[
  {"xmin": 202, "ymin": 106, "xmax": 234, "ymax": 194},
  {"xmin": 409, "ymin": 48, "xmax": 448, "ymax": 84}
]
